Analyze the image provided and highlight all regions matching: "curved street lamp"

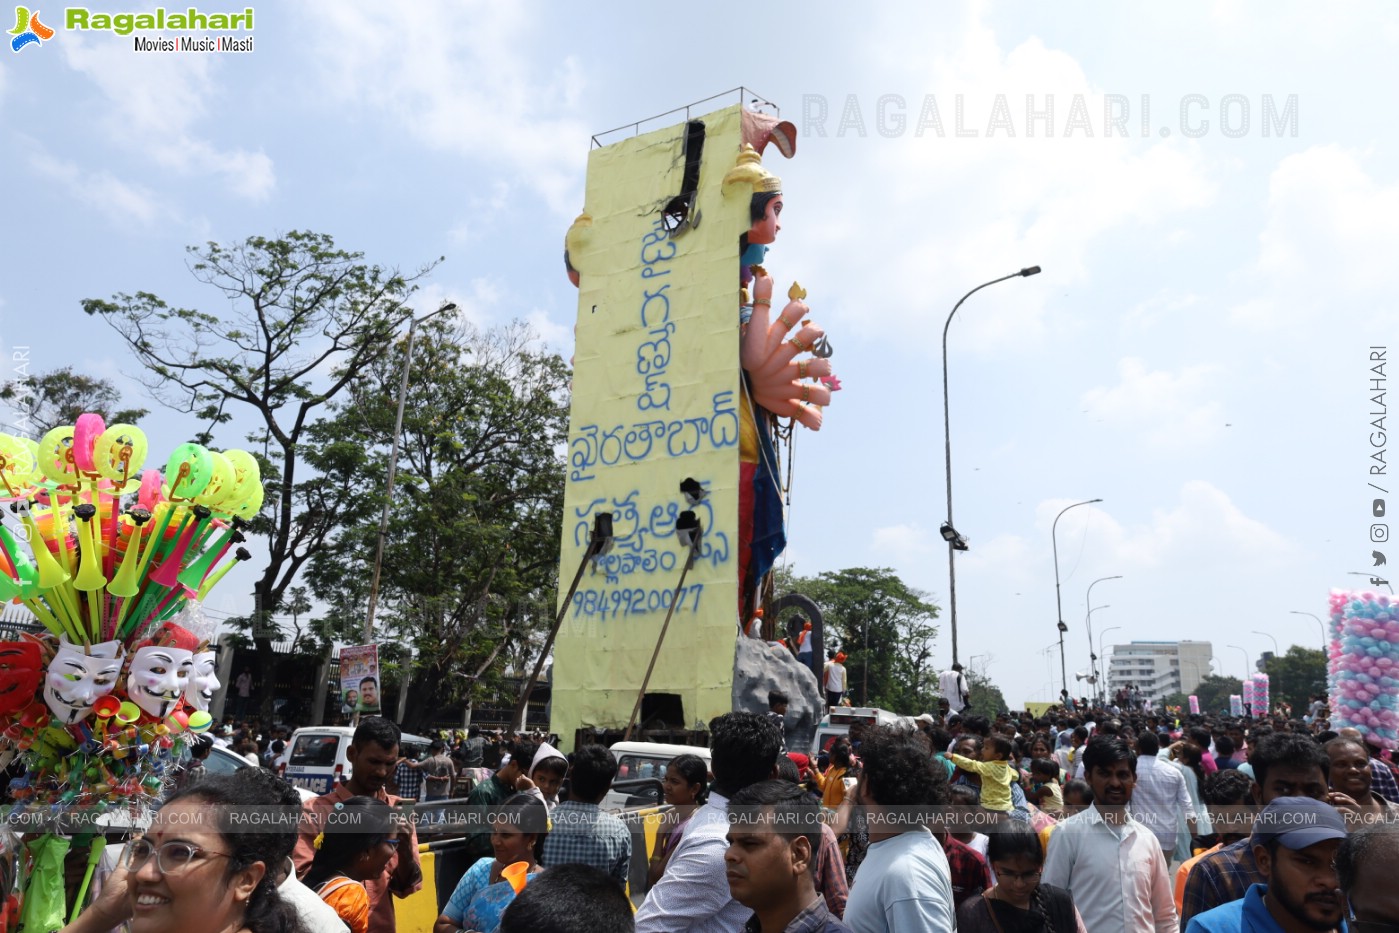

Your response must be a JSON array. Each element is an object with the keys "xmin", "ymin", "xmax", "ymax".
[
  {"xmin": 1099, "ymin": 625, "xmax": 1122, "ymax": 702},
  {"xmin": 1290, "ymin": 610, "xmax": 1326, "ymax": 654},
  {"xmin": 1347, "ymin": 571, "xmax": 1394, "ymax": 594},
  {"xmin": 1251, "ymin": 630, "xmax": 1279, "ymax": 666},
  {"xmin": 1087, "ymin": 604, "xmax": 1110, "ymax": 702},
  {"xmin": 1052, "ymin": 498, "xmax": 1102, "ymax": 696},
  {"xmin": 942, "ymin": 266, "xmax": 1042, "ymax": 667},
  {"xmin": 365, "ymin": 300, "xmax": 458, "ymax": 644},
  {"xmin": 1085, "ymin": 575, "xmax": 1122, "ymax": 701},
  {"xmin": 1227, "ymin": 644, "xmax": 1250, "ymax": 683}
]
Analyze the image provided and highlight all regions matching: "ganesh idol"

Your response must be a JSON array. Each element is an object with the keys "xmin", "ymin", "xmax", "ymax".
[{"xmin": 722, "ymin": 143, "xmax": 839, "ymax": 611}]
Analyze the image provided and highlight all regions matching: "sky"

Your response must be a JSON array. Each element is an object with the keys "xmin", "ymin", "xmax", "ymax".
[{"xmin": 1, "ymin": 2, "xmax": 1395, "ymax": 706}]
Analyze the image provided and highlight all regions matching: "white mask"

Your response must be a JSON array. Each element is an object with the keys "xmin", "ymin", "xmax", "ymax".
[
  {"xmin": 127, "ymin": 645, "xmax": 194, "ymax": 718},
  {"xmin": 185, "ymin": 650, "xmax": 220, "ymax": 712},
  {"xmin": 44, "ymin": 638, "xmax": 123, "ymax": 725}
]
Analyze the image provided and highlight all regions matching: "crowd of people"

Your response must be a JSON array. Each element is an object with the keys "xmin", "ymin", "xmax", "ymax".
[{"xmin": 43, "ymin": 694, "xmax": 1399, "ymax": 933}]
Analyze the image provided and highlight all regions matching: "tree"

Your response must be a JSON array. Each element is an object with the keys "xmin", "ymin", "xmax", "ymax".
[
  {"xmin": 1179, "ymin": 673, "xmax": 1244, "ymax": 716},
  {"xmin": 305, "ymin": 320, "xmax": 568, "ymax": 731},
  {"xmin": 1264, "ymin": 646, "xmax": 1326, "ymax": 713},
  {"xmin": 965, "ymin": 669, "xmax": 1008, "ymax": 719},
  {"xmin": 83, "ymin": 231, "xmax": 438, "ymax": 717},
  {"xmin": 0, "ymin": 367, "xmax": 147, "ymax": 436},
  {"xmin": 283, "ymin": 586, "xmax": 314, "ymax": 654},
  {"xmin": 777, "ymin": 567, "xmax": 940, "ymax": 713}
]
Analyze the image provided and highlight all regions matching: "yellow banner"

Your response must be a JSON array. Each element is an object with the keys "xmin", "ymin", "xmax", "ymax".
[{"xmin": 551, "ymin": 105, "xmax": 746, "ymax": 743}]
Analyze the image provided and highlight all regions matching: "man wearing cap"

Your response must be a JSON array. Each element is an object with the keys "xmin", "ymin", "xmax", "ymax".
[
  {"xmin": 824, "ymin": 652, "xmax": 846, "ymax": 709},
  {"xmin": 1183, "ymin": 797, "xmax": 1347, "ymax": 933},
  {"xmin": 1180, "ymin": 733, "xmax": 1332, "ymax": 925}
]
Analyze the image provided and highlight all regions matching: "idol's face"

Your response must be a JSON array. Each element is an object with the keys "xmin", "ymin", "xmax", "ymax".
[
  {"xmin": 185, "ymin": 650, "xmax": 220, "ymax": 712},
  {"xmin": 44, "ymin": 639, "xmax": 123, "ymax": 724},
  {"xmin": 128, "ymin": 646, "xmax": 194, "ymax": 718}
]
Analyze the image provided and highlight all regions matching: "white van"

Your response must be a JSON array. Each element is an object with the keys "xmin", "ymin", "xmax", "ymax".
[
  {"xmin": 810, "ymin": 707, "xmax": 911, "ymax": 758},
  {"xmin": 603, "ymin": 741, "xmax": 712, "ymax": 813},
  {"xmin": 281, "ymin": 726, "xmax": 432, "ymax": 796}
]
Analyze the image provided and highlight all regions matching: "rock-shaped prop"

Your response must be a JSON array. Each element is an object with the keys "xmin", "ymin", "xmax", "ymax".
[{"xmin": 733, "ymin": 634, "xmax": 823, "ymax": 754}]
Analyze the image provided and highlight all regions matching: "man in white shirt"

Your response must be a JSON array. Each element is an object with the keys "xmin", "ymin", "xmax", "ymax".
[
  {"xmin": 1131, "ymin": 730, "xmax": 1196, "ymax": 858},
  {"xmin": 636, "ymin": 711, "xmax": 783, "ymax": 932},
  {"xmin": 1043, "ymin": 734, "xmax": 1178, "ymax": 933},
  {"xmin": 843, "ymin": 726, "xmax": 955, "ymax": 933},
  {"xmin": 936, "ymin": 663, "xmax": 969, "ymax": 715},
  {"xmin": 824, "ymin": 651, "xmax": 847, "ymax": 708}
]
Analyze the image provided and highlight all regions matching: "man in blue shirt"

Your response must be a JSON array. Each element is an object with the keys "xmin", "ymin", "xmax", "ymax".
[{"xmin": 1184, "ymin": 796, "xmax": 1347, "ymax": 933}]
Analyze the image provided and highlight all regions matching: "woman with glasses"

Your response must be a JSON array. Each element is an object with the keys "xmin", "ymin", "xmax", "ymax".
[
  {"xmin": 435, "ymin": 794, "xmax": 547, "ymax": 933},
  {"xmin": 300, "ymin": 797, "xmax": 399, "ymax": 933},
  {"xmin": 955, "ymin": 823, "xmax": 1085, "ymax": 933},
  {"xmin": 60, "ymin": 773, "xmax": 308, "ymax": 933}
]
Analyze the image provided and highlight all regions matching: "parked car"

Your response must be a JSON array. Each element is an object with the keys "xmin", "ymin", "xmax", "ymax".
[
  {"xmin": 203, "ymin": 743, "xmax": 316, "ymax": 801},
  {"xmin": 280, "ymin": 726, "xmax": 432, "ymax": 795}
]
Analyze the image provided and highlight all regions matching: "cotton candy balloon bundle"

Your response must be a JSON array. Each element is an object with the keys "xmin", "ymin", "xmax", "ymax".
[
  {"xmin": 1331, "ymin": 587, "xmax": 1399, "ymax": 750},
  {"xmin": 1328, "ymin": 590, "xmax": 1347, "ymax": 701},
  {"xmin": 1250, "ymin": 673, "xmax": 1270, "ymax": 718},
  {"xmin": 1188, "ymin": 695, "xmax": 1200, "ymax": 715},
  {"xmin": 1229, "ymin": 694, "xmax": 1243, "ymax": 717},
  {"xmin": 0, "ymin": 414, "xmax": 262, "ymax": 816},
  {"xmin": 1241, "ymin": 679, "xmax": 1255, "ymax": 717}
]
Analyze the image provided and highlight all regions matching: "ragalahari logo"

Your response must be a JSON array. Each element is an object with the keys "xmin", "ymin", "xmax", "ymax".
[{"xmin": 10, "ymin": 6, "xmax": 53, "ymax": 51}]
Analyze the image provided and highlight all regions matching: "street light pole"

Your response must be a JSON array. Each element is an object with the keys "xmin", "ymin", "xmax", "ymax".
[
  {"xmin": 1251, "ymin": 629, "xmax": 1279, "ymax": 669},
  {"xmin": 1227, "ymin": 644, "xmax": 1250, "ymax": 683},
  {"xmin": 1052, "ymin": 498, "xmax": 1102, "ymax": 698},
  {"xmin": 1290, "ymin": 610, "xmax": 1326, "ymax": 654},
  {"xmin": 1347, "ymin": 571, "xmax": 1394, "ymax": 594},
  {"xmin": 364, "ymin": 301, "xmax": 458, "ymax": 645},
  {"xmin": 941, "ymin": 266, "xmax": 1042, "ymax": 668},
  {"xmin": 1085, "ymin": 575, "xmax": 1122, "ymax": 703},
  {"xmin": 1087, "ymin": 604, "xmax": 1110, "ymax": 702},
  {"xmin": 1099, "ymin": 625, "xmax": 1122, "ymax": 703}
]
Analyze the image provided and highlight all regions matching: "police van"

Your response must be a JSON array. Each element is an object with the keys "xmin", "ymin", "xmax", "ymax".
[{"xmin": 280, "ymin": 726, "xmax": 432, "ymax": 795}]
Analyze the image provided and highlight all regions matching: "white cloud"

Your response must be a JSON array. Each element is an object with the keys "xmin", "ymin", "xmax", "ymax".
[
  {"xmin": 447, "ymin": 181, "xmax": 513, "ymax": 247},
  {"xmin": 301, "ymin": 0, "xmax": 587, "ymax": 213},
  {"xmin": 1124, "ymin": 289, "xmax": 1204, "ymax": 330},
  {"xmin": 29, "ymin": 151, "xmax": 161, "ymax": 225},
  {"xmin": 789, "ymin": 20, "xmax": 1217, "ymax": 353},
  {"xmin": 58, "ymin": 34, "xmax": 274, "ymax": 199},
  {"xmin": 1080, "ymin": 357, "xmax": 1225, "ymax": 448},
  {"xmin": 1035, "ymin": 484, "xmax": 1296, "ymax": 571},
  {"xmin": 524, "ymin": 309, "xmax": 572, "ymax": 355},
  {"xmin": 871, "ymin": 522, "xmax": 936, "ymax": 559},
  {"xmin": 1231, "ymin": 145, "xmax": 1399, "ymax": 329}
]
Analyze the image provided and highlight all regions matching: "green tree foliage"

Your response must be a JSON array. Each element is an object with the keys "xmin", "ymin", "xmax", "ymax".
[
  {"xmin": 83, "ymin": 231, "xmax": 438, "ymax": 716},
  {"xmin": 1263, "ymin": 646, "xmax": 1326, "ymax": 714},
  {"xmin": 775, "ymin": 566, "xmax": 939, "ymax": 713},
  {"xmin": 0, "ymin": 367, "xmax": 147, "ymax": 436},
  {"xmin": 966, "ymin": 669, "xmax": 1008, "ymax": 719},
  {"xmin": 306, "ymin": 320, "xmax": 568, "ymax": 731},
  {"xmin": 1173, "ymin": 673, "xmax": 1244, "ymax": 716}
]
